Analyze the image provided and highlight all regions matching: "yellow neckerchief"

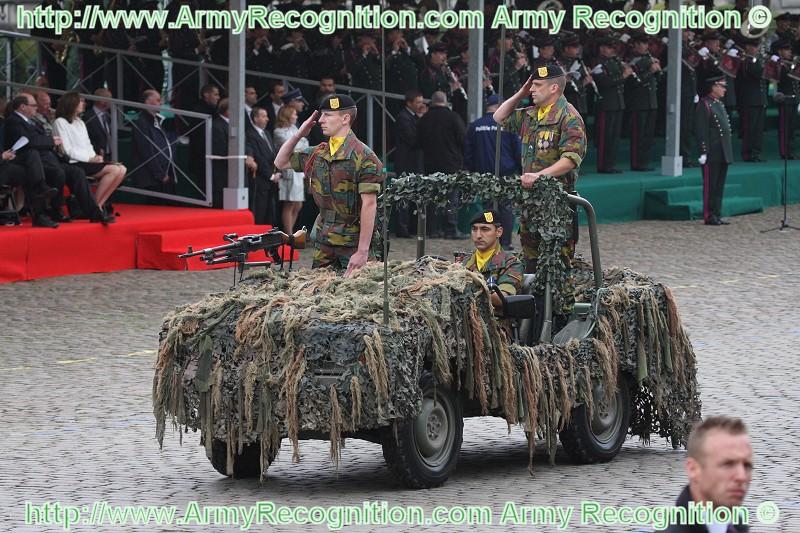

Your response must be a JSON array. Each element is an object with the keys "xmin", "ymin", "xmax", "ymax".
[
  {"xmin": 537, "ymin": 103, "xmax": 553, "ymax": 121},
  {"xmin": 475, "ymin": 245, "xmax": 497, "ymax": 271},
  {"xmin": 329, "ymin": 136, "xmax": 345, "ymax": 156}
]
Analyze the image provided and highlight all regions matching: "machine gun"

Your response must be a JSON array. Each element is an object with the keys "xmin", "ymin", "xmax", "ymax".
[{"xmin": 179, "ymin": 227, "xmax": 307, "ymax": 286}]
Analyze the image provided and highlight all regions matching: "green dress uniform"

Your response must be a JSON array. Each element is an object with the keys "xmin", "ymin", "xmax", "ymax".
[
  {"xmin": 735, "ymin": 52, "xmax": 767, "ymax": 162},
  {"xmin": 775, "ymin": 46, "xmax": 800, "ymax": 159},
  {"xmin": 290, "ymin": 95, "xmax": 384, "ymax": 270},
  {"xmin": 625, "ymin": 43, "xmax": 659, "ymax": 170},
  {"xmin": 695, "ymin": 89, "xmax": 733, "ymax": 224},
  {"xmin": 461, "ymin": 242, "xmax": 524, "ymax": 297},
  {"xmin": 500, "ymin": 64, "xmax": 587, "ymax": 311},
  {"xmin": 680, "ymin": 46, "xmax": 699, "ymax": 165},
  {"xmin": 592, "ymin": 53, "xmax": 626, "ymax": 172}
]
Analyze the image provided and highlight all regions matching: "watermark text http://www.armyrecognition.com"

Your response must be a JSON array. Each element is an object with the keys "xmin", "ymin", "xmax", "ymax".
[
  {"xmin": 15, "ymin": 4, "xmax": 773, "ymax": 37},
  {"xmin": 23, "ymin": 499, "xmax": 782, "ymax": 531}
]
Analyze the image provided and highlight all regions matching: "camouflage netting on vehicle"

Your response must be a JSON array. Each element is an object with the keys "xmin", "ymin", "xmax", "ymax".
[{"xmin": 153, "ymin": 176, "xmax": 700, "ymax": 479}]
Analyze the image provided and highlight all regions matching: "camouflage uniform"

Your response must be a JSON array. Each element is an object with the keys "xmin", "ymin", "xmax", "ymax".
[
  {"xmin": 461, "ymin": 243, "xmax": 524, "ymax": 296},
  {"xmin": 501, "ymin": 94, "xmax": 586, "ymax": 311},
  {"xmin": 290, "ymin": 130, "xmax": 384, "ymax": 270}
]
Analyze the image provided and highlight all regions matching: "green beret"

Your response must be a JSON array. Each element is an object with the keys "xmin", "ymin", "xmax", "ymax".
[
  {"xmin": 319, "ymin": 94, "xmax": 357, "ymax": 112},
  {"xmin": 531, "ymin": 63, "xmax": 565, "ymax": 80},
  {"xmin": 470, "ymin": 210, "xmax": 502, "ymax": 226}
]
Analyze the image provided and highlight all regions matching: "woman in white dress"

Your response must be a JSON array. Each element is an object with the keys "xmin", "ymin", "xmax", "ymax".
[
  {"xmin": 52, "ymin": 92, "xmax": 126, "ymax": 221},
  {"xmin": 272, "ymin": 105, "xmax": 307, "ymax": 234}
]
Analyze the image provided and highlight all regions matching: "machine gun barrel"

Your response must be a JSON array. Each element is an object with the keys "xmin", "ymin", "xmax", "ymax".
[{"xmin": 178, "ymin": 227, "xmax": 307, "ymax": 265}]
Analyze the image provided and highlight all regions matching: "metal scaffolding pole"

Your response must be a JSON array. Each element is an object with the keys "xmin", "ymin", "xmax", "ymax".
[
  {"xmin": 661, "ymin": 0, "xmax": 683, "ymax": 176},
  {"xmin": 224, "ymin": 0, "xmax": 248, "ymax": 210}
]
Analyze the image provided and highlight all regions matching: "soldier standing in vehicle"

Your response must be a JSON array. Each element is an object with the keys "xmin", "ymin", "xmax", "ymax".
[
  {"xmin": 460, "ymin": 210, "xmax": 524, "ymax": 310},
  {"xmin": 274, "ymin": 94, "xmax": 383, "ymax": 275},
  {"xmin": 696, "ymin": 70, "xmax": 733, "ymax": 226},
  {"xmin": 492, "ymin": 64, "xmax": 587, "ymax": 313}
]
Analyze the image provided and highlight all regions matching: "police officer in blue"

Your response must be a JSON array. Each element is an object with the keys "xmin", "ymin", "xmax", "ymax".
[{"xmin": 464, "ymin": 94, "xmax": 522, "ymax": 250}]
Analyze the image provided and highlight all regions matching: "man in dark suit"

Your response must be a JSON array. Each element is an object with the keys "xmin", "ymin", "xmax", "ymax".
[
  {"xmin": 210, "ymin": 97, "xmax": 257, "ymax": 209},
  {"xmin": 391, "ymin": 89, "xmax": 424, "ymax": 238},
  {"xmin": 84, "ymin": 88, "xmax": 113, "ymax": 160},
  {"xmin": 245, "ymin": 106, "xmax": 279, "ymax": 226},
  {"xmin": 4, "ymin": 93, "xmax": 100, "ymax": 222},
  {"xmin": 0, "ymin": 149, "xmax": 58, "ymax": 227},
  {"xmin": 189, "ymin": 83, "xmax": 221, "ymax": 191},
  {"xmin": 129, "ymin": 90, "xmax": 177, "ymax": 197},
  {"xmin": 658, "ymin": 416, "xmax": 751, "ymax": 532},
  {"xmin": 417, "ymin": 91, "xmax": 466, "ymax": 239}
]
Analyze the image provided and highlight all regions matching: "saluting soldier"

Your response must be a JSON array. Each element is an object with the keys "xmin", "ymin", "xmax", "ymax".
[
  {"xmin": 626, "ymin": 32, "xmax": 662, "ymax": 171},
  {"xmin": 773, "ymin": 39, "xmax": 800, "ymax": 160},
  {"xmin": 592, "ymin": 36, "xmax": 632, "ymax": 173},
  {"xmin": 696, "ymin": 69, "xmax": 733, "ymax": 226},
  {"xmin": 274, "ymin": 94, "xmax": 384, "ymax": 275},
  {"xmin": 558, "ymin": 32, "xmax": 591, "ymax": 116},
  {"xmin": 736, "ymin": 37, "xmax": 767, "ymax": 162},
  {"xmin": 461, "ymin": 210, "xmax": 524, "ymax": 311},
  {"xmin": 493, "ymin": 64, "xmax": 587, "ymax": 314}
]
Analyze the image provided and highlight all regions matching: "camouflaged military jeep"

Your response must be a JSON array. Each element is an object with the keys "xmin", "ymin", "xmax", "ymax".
[{"xmin": 154, "ymin": 193, "xmax": 700, "ymax": 489}]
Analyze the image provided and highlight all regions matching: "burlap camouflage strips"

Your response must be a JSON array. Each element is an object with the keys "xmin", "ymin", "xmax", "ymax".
[{"xmin": 153, "ymin": 259, "xmax": 700, "ymax": 479}]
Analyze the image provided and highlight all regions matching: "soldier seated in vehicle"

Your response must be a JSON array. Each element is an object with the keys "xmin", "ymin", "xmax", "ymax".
[{"xmin": 460, "ymin": 210, "xmax": 524, "ymax": 311}]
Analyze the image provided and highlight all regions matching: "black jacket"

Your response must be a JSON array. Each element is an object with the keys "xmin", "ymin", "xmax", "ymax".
[
  {"xmin": 416, "ymin": 105, "xmax": 465, "ymax": 174},
  {"xmin": 129, "ymin": 113, "xmax": 176, "ymax": 190},
  {"xmin": 392, "ymin": 107, "xmax": 423, "ymax": 175},
  {"xmin": 659, "ymin": 485, "xmax": 749, "ymax": 533},
  {"xmin": 245, "ymin": 127, "xmax": 276, "ymax": 181},
  {"xmin": 3, "ymin": 112, "xmax": 61, "ymax": 167},
  {"xmin": 84, "ymin": 107, "xmax": 111, "ymax": 157}
]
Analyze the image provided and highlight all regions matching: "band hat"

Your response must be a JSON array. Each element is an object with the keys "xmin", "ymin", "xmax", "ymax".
[
  {"xmin": 319, "ymin": 93, "xmax": 357, "ymax": 112},
  {"xmin": 772, "ymin": 39, "xmax": 792, "ymax": 53},
  {"xmin": 470, "ymin": 210, "xmax": 503, "ymax": 227},
  {"xmin": 559, "ymin": 32, "xmax": 581, "ymax": 48},
  {"xmin": 531, "ymin": 63, "xmax": 565, "ymax": 80}
]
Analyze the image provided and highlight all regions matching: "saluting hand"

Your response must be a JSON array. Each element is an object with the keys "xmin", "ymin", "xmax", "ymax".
[{"xmin": 297, "ymin": 110, "xmax": 319, "ymax": 138}]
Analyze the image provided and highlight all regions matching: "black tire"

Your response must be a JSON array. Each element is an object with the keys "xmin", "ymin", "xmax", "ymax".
[
  {"xmin": 382, "ymin": 371, "xmax": 463, "ymax": 489},
  {"xmin": 559, "ymin": 375, "xmax": 631, "ymax": 463},
  {"xmin": 210, "ymin": 439, "xmax": 277, "ymax": 479}
]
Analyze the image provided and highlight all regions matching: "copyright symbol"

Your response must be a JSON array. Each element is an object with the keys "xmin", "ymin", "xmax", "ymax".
[
  {"xmin": 748, "ymin": 6, "xmax": 772, "ymax": 29},
  {"xmin": 756, "ymin": 501, "xmax": 780, "ymax": 524}
]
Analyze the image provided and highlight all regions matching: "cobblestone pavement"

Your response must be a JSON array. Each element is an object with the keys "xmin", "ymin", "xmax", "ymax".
[{"xmin": 1, "ymin": 206, "xmax": 799, "ymax": 533}]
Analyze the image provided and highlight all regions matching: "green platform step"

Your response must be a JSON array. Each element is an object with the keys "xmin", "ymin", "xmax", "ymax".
[{"xmin": 644, "ymin": 184, "xmax": 764, "ymax": 220}]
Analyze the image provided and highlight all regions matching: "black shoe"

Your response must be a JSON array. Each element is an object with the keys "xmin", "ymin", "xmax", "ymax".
[
  {"xmin": 51, "ymin": 212, "xmax": 72, "ymax": 223},
  {"xmin": 631, "ymin": 166, "xmax": 655, "ymax": 171},
  {"xmin": 704, "ymin": 218, "xmax": 722, "ymax": 226},
  {"xmin": 90, "ymin": 208, "xmax": 115, "ymax": 225},
  {"xmin": 429, "ymin": 231, "xmax": 444, "ymax": 239},
  {"xmin": 753, "ymin": 157, "xmax": 766, "ymax": 162},
  {"xmin": 33, "ymin": 214, "xmax": 59, "ymax": 228},
  {"xmin": 717, "ymin": 217, "xmax": 730, "ymax": 225}
]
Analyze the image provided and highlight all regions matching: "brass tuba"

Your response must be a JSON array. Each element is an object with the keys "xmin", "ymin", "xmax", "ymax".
[{"xmin": 55, "ymin": 30, "xmax": 80, "ymax": 64}]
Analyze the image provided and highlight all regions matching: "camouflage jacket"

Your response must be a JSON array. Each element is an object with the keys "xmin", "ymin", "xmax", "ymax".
[
  {"xmin": 291, "ymin": 130, "xmax": 383, "ymax": 248},
  {"xmin": 462, "ymin": 243, "xmax": 524, "ymax": 296},
  {"xmin": 501, "ymin": 95, "xmax": 586, "ymax": 190}
]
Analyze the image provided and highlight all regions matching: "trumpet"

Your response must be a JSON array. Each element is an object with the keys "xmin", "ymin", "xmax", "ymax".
[
  {"xmin": 443, "ymin": 60, "xmax": 467, "ymax": 101},
  {"xmin": 55, "ymin": 30, "xmax": 80, "ymax": 64}
]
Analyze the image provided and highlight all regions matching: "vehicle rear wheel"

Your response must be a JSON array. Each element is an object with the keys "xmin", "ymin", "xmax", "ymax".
[
  {"xmin": 382, "ymin": 371, "xmax": 463, "ymax": 489},
  {"xmin": 559, "ymin": 375, "xmax": 631, "ymax": 463},
  {"xmin": 210, "ymin": 439, "xmax": 277, "ymax": 478}
]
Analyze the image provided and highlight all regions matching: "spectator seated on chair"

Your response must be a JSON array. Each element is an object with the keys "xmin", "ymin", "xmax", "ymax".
[
  {"xmin": 52, "ymin": 92, "xmax": 125, "ymax": 222},
  {"xmin": 0, "ymin": 148, "xmax": 58, "ymax": 227}
]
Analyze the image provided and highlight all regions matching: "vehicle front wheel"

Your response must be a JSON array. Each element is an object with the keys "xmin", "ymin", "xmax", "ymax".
[
  {"xmin": 210, "ymin": 439, "xmax": 278, "ymax": 478},
  {"xmin": 382, "ymin": 371, "xmax": 463, "ymax": 489},
  {"xmin": 559, "ymin": 375, "xmax": 631, "ymax": 463}
]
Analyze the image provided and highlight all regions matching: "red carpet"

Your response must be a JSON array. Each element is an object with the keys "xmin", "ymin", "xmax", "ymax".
[{"xmin": 0, "ymin": 204, "xmax": 257, "ymax": 283}]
